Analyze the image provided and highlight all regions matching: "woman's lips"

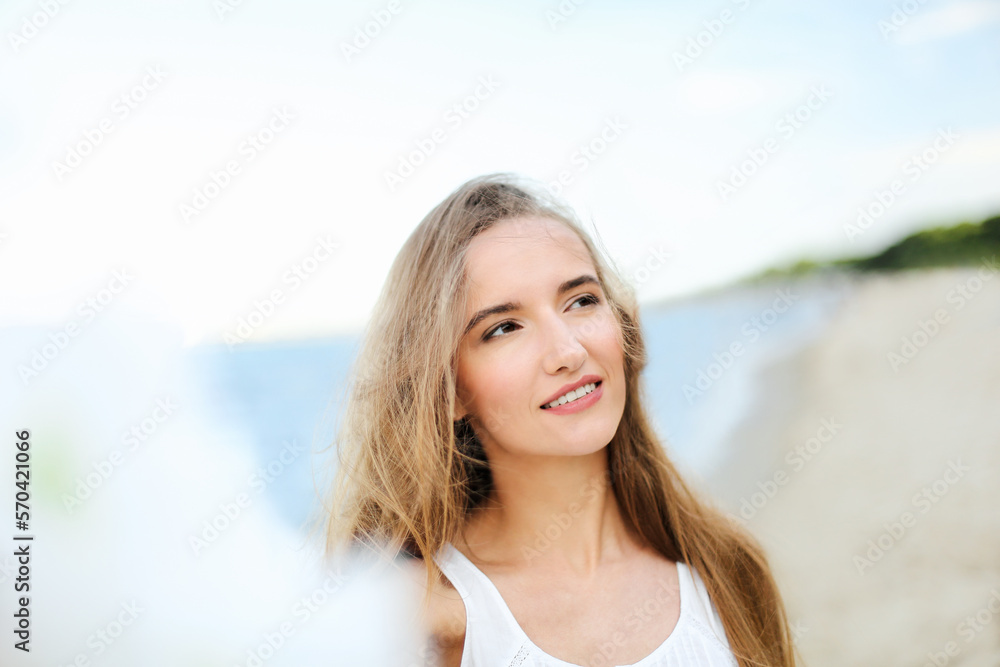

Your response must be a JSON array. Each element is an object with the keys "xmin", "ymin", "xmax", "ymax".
[
  {"xmin": 539, "ymin": 374, "xmax": 603, "ymax": 407},
  {"xmin": 541, "ymin": 381, "xmax": 603, "ymax": 414}
]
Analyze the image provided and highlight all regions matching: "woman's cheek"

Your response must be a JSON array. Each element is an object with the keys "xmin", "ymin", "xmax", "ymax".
[
  {"xmin": 584, "ymin": 312, "xmax": 620, "ymax": 348},
  {"xmin": 465, "ymin": 362, "xmax": 511, "ymax": 420}
]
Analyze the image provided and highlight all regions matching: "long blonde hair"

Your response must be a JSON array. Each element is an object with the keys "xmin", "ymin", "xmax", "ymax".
[{"xmin": 318, "ymin": 173, "xmax": 798, "ymax": 667}]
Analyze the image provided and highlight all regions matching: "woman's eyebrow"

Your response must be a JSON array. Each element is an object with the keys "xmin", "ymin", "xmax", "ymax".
[{"xmin": 462, "ymin": 274, "xmax": 600, "ymax": 337}]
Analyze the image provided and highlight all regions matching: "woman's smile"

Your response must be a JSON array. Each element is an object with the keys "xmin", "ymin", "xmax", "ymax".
[{"xmin": 540, "ymin": 379, "xmax": 604, "ymax": 414}]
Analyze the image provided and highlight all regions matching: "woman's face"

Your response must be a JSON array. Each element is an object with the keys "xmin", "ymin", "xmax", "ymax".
[{"xmin": 454, "ymin": 216, "xmax": 627, "ymax": 460}]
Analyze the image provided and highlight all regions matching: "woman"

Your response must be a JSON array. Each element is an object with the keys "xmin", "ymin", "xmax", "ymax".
[{"xmin": 320, "ymin": 174, "xmax": 798, "ymax": 667}]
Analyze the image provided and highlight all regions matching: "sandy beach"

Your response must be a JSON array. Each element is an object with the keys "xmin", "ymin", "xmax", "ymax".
[{"xmin": 703, "ymin": 265, "xmax": 1000, "ymax": 667}]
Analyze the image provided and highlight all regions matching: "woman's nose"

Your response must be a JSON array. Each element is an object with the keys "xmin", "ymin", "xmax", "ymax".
[{"xmin": 541, "ymin": 316, "xmax": 587, "ymax": 374}]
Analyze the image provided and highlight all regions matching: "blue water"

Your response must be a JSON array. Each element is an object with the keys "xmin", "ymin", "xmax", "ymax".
[
  {"xmin": 184, "ymin": 336, "xmax": 362, "ymax": 530},
  {"xmin": 640, "ymin": 276, "xmax": 852, "ymax": 474}
]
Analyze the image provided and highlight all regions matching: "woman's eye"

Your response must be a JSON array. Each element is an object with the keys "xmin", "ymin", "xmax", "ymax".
[
  {"xmin": 484, "ymin": 321, "xmax": 518, "ymax": 341},
  {"xmin": 571, "ymin": 294, "xmax": 601, "ymax": 309},
  {"xmin": 482, "ymin": 295, "xmax": 600, "ymax": 342}
]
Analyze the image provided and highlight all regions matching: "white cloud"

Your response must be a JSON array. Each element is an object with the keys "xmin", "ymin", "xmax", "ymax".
[{"xmin": 896, "ymin": 1, "xmax": 1000, "ymax": 45}]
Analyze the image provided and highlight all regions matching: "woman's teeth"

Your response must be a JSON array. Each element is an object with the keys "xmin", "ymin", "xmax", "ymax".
[{"xmin": 544, "ymin": 382, "xmax": 598, "ymax": 409}]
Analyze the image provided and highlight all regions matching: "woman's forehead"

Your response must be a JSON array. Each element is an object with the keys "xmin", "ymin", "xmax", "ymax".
[
  {"xmin": 461, "ymin": 228, "xmax": 597, "ymax": 311},
  {"xmin": 465, "ymin": 217, "xmax": 591, "ymax": 267}
]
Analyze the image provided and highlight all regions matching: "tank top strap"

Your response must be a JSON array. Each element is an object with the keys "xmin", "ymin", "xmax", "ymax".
[
  {"xmin": 677, "ymin": 560, "xmax": 733, "ymax": 651},
  {"xmin": 430, "ymin": 542, "xmax": 532, "ymax": 664}
]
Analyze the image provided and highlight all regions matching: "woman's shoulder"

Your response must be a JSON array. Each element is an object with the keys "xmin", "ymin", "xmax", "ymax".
[{"xmin": 402, "ymin": 556, "xmax": 467, "ymax": 665}]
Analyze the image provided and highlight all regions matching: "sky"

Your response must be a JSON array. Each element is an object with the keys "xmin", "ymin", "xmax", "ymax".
[{"xmin": 1, "ymin": 0, "xmax": 999, "ymax": 345}]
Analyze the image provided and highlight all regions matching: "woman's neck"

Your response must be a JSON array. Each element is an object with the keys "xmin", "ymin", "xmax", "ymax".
[{"xmin": 458, "ymin": 447, "xmax": 638, "ymax": 577}]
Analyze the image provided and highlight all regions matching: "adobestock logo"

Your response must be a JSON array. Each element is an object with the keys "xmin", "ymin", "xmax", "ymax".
[
  {"xmin": 886, "ymin": 256, "xmax": 998, "ymax": 373},
  {"xmin": 189, "ymin": 438, "xmax": 306, "ymax": 557},
  {"xmin": 716, "ymin": 84, "xmax": 832, "ymax": 203},
  {"xmin": 8, "ymin": 0, "xmax": 73, "ymax": 53},
  {"xmin": 179, "ymin": 107, "xmax": 295, "ymax": 224},
  {"xmin": 384, "ymin": 75, "xmax": 501, "ymax": 192},
  {"xmin": 61, "ymin": 397, "xmax": 179, "ymax": 515},
  {"xmin": 546, "ymin": 116, "xmax": 629, "ymax": 197},
  {"xmin": 52, "ymin": 65, "xmax": 168, "ymax": 182},
  {"xmin": 545, "ymin": 0, "xmax": 588, "ymax": 30},
  {"xmin": 629, "ymin": 244, "xmax": 673, "ymax": 289},
  {"xmin": 729, "ymin": 417, "xmax": 843, "ymax": 525},
  {"xmin": 340, "ymin": 0, "xmax": 405, "ymax": 63},
  {"xmin": 843, "ymin": 127, "xmax": 959, "ymax": 242},
  {"xmin": 224, "ymin": 235, "xmax": 341, "ymax": 349},
  {"xmin": 233, "ymin": 568, "xmax": 350, "ymax": 667},
  {"xmin": 55, "ymin": 600, "xmax": 145, "ymax": 666},
  {"xmin": 878, "ymin": 0, "xmax": 930, "ymax": 41},
  {"xmin": 672, "ymin": 0, "xmax": 753, "ymax": 72},
  {"xmin": 853, "ymin": 459, "xmax": 970, "ymax": 575},
  {"xmin": 921, "ymin": 588, "xmax": 1000, "ymax": 667},
  {"xmin": 18, "ymin": 269, "xmax": 135, "ymax": 386},
  {"xmin": 682, "ymin": 287, "xmax": 799, "ymax": 405}
]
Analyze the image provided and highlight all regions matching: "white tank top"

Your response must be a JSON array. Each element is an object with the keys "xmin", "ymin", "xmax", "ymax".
[{"xmin": 432, "ymin": 542, "xmax": 740, "ymax": 667}]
